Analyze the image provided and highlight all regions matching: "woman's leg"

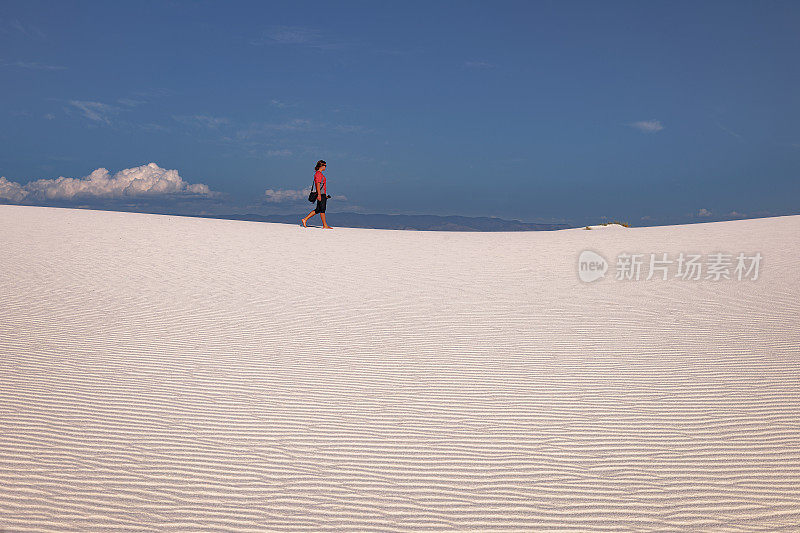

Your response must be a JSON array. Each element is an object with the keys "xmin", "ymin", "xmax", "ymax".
[
  {"xmin": 321, "ymin": 213, "xmax": 332, "ymax": 228},
  {"xmin": 301, "ymin": 210, "xmax": 316, "ymax": 227}
]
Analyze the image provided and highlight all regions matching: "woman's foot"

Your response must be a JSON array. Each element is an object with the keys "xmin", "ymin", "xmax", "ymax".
[
  {"xmin": 301, "ymin": 218, "xmax": 307, "ymax": 227},
  {"xmin": 323, "ymin": 225, "xmax": 333, "ymax": 229}
]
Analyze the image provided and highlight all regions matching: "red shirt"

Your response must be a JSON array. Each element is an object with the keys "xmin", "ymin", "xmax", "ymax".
[{"xmin": 314, "ymin": 171, "xmax": 326, "ymax": 194}]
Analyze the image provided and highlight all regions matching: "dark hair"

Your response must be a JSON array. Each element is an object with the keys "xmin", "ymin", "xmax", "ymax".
[{"xmin": 315, "ymin": 160, "xmax": 326, "ymax": 171}]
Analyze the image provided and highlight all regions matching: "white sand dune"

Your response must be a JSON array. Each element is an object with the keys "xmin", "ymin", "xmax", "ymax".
[{"xmin": 1, "ymin": 204, "xmax": 799, "ymax": 531}]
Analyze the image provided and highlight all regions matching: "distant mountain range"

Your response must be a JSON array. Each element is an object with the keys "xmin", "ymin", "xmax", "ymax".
[{"xmin": 200, "ymin": 212, "xmax": 570, "ymax": 231}]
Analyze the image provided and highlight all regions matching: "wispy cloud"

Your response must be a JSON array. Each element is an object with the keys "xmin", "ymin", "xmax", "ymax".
[
  {"xmin": 371, "ymin": 46, "xmax": 424, "ymax": 57},
  {"xmin": 131, "ymin": 88, "xmax": 173, "ymax": 100},
  {"xmin": 53, "ymin": 92, "xmax": 169, "ymax": 127},
  {"xmin": 333, "ymin": 124, "xmax": 366, "ymax": 133},
  {"xmin": 463, "ymin": 60, "xmax": 494, "ymax": 69},
  {"xmin": 138, "ymin": 122, "xmax": 170, "ymax": 132},
  {"xmin": 270, "ymin": 99, "xmax": 297, "ymax": 109},
  {"xmin": 235, "ymin": 118, "xmax": 367, "ymax": 140},
  {"xmin": 263, "ymin": 26, "xmax": 317, "ymax": 44},
  {"xmin": 5, "ymin": 19, "xmax": 46, "ymax": 39},
  {"xmin": 0, "ymin": 163, "xmax": 215, "ymax": 203},
  {"xmin": 629, "ymin": 119, "xmax": 664, "ymax": 133},
  {"xmin": 697, "ymin": 208, "xmax": 712, "ymax": 217},
  {"xmin": 69, "ymin": 100, "xmax": 120, "ymax": 124},
  {"xmin": 250, "ymin": 25, "xmax": 351, "ymax": 51},
  {"xmin": 234, "ymin": 118, "xmax": 318, "ymax": 139},
  {"xmin": 715, "ymin": 121, "xmax": 744, "ymax": 141},
  {"xmin": 0, "ymin": 59, "xmax": 66, "ymax": 70},
  {"xmin": 173, "ymin": 114, "xmax": 230, "ymax": 129},
  {"xmin": 117, "ymin": 98, "xmax": 145, "ymax": 107}
]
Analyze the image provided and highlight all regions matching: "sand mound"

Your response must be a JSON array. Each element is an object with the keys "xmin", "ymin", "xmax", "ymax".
[{"xmin": 1, "ymin": 205, "xmax": 798, "ymax": 531}]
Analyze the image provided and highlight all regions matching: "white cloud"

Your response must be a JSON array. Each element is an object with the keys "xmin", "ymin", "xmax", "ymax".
[
  {"xmin": 0, "ymin": 177, "xmax": 28, "ymax": 203},
  {"xmin": 266, "ymin": 149, "xmax": 292, "ymax": 157},
  {"xmin": 43, "ymin": 113, "xmax": 55, "ymax": 120},
  {"xmin": 69, "ymin": 100, "xmax": 119, "ymax": 124},
  {"xmin": 629, "ymin": 119, "xmax": 664, "ymax": 133},
  {"xmin": 0, "ymin": 163, "xmax": 214, "ymax": 203},
  {"xmin": 697, "ymin": 208, "xmax": 712, "ymax": 217},
  {"xmin": 264, "ymin": 189, "xmax": 308, "ymax": 202}
]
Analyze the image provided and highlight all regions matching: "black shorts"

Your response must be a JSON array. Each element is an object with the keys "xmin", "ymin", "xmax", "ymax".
[{"xmin": 315, "ymin": 194, "xmax": 327, "ymax": 214}]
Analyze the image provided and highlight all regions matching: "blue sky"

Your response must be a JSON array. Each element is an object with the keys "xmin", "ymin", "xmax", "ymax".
[{"xmin": 1, "ymin": 0, "xmax": 798, "ymax": 226}]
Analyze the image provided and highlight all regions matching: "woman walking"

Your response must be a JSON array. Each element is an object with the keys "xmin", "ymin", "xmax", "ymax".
[{"xmin": 301, "ymin": 160, "xmax": 332, "ymax": 229}]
